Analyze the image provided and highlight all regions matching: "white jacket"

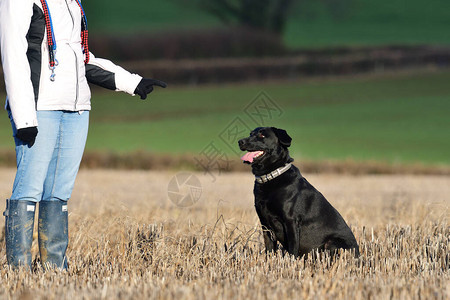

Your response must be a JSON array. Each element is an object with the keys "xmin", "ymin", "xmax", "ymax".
[{"xmin": 0, "ymin": 0, "xmax": 142, "ymax": 129}]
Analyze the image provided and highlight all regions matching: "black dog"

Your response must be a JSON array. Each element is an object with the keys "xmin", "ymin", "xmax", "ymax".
[{"xmin": 238, "ymin": 127, "xmax": 359, "ymax": 258}]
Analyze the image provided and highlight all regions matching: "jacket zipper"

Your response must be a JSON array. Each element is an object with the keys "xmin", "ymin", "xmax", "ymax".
[{"xmin": 65, "ymin": 0, "xmax": 79, "ymax": 110}]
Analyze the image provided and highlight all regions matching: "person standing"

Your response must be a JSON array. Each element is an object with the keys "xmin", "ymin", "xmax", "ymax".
[{"xmin": 0, "ymin": 0, "xmax": 166, "ymax": 270}]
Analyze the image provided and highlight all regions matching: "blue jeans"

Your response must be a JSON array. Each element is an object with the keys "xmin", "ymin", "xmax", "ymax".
[{"xmin": 9, "ymin": 110, "xmax": 89, "ymax": 202}]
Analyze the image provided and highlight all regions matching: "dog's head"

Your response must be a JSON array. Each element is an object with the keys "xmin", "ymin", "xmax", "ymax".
[{"xmin": 238, "ymin": 127, "xmax": 293, "ymax": 176}]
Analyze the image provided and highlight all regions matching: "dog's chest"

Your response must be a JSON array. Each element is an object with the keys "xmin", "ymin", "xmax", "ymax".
[
  {"xmin": 254, "ymin": 191, "xmax": 285, "ymax": 221},
  {"xmin": 253, "ymin": 177, "xmax": 305, "ymax": 223}
]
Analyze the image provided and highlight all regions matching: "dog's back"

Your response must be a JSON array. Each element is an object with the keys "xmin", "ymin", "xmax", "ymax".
[{"xmin": 296, "ymin": 170, "xmax": 359, "ymax": 256}]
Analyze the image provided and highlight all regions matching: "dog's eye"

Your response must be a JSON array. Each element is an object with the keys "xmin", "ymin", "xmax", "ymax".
[{"xmin": 258, "ymin": 133, "xmax": 265, "ymax": 138}]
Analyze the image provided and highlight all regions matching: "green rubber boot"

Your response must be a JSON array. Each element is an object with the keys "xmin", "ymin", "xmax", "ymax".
[
  {"xmin": 38, "ymin": 200, "xmax": 69, "ymax": 270},
  {"xmin": 4, "ymin": 199, "xmax": 36, "ymax": 269}
]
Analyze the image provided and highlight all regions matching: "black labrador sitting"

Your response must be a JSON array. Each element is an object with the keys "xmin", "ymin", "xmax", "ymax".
[{"xmin": 238, "ymin": 127, "xmax": 359, "ymax": 258}]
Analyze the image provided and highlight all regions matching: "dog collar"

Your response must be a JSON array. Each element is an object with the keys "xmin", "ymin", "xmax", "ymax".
[{"xmin": 255, "ymin": 163, "xmax": 292, "ymax": 184}]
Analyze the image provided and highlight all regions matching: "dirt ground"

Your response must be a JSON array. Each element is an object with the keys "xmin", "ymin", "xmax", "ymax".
[
  {"xmin": 0, "ymin": 168, "xmax": 447, "ymax": 224},
  {"xmin": 0, "ymin": 168, "xmax": 448, "ymax": 299}
]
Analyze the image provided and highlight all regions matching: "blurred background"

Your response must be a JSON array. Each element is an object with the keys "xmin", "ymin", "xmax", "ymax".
[{"xmin": 0, "ymin": 0, "xmax": 449, "ymax": 173}]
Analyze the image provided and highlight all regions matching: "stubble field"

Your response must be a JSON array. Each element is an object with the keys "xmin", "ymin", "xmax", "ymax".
[{"xmin": 0, "ymin": 168, "xmax": 448, "ymax": 299}]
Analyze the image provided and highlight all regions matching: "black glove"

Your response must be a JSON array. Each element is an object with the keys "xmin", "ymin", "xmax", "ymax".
[
  {"xmin": 16, "ymin": 127, "xmax": 38, "ymax": 147},
  {"xmin": 134, "ymin": 78, "xmax": 167, "ymax": 100}
]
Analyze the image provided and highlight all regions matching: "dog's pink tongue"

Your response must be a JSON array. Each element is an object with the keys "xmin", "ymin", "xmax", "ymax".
[{"xmin": 241, "ymin": 151, "xmax": 262, "ymax": 163}]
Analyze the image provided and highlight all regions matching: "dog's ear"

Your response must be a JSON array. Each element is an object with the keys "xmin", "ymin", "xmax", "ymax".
[{"xmin": 271, "ymin": 127, "xmax": 292, "ymax": 147}]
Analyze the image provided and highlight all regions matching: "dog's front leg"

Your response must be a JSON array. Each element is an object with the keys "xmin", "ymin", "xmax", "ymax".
[
  {"xmin": 284, "ymin": 220, "xmax": 300, "ymax": 257},
  {"xmin": 262, "ymin": 226, "xmax": 277, "ymax": 253}
]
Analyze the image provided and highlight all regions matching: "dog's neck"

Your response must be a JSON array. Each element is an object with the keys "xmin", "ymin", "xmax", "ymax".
[
  {"xmin": 255, "ymin": 163, "xmax": 292, "ymax": 184},
  {"xmin": 251, "ymin": 147, "xmax": 293, "ymax": 176}
]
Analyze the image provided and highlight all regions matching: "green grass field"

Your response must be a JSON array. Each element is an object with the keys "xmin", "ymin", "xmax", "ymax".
[
  {"xmin": 84, "ymin": 0, "xmax": 450, "ymax": 48},
  {"xmin": 1, "ymin": 70, "xmax": 448, "ymax": 166}
]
